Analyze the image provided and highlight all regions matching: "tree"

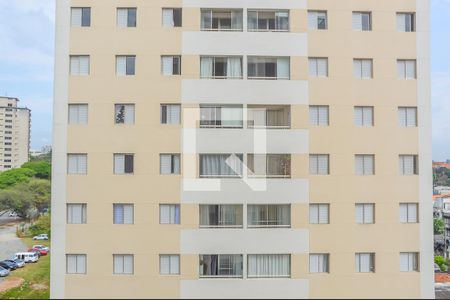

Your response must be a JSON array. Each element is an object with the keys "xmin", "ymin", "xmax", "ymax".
[
  {"xmin": 29, "ymin": 214, "xmax": 51, "ymax": 237},
  {"xmin": 116, "ymin": 105, "xmax": 125, "ymax": 123},
  {"xmin": 435, "ymin": 218, "xmax": 445, "ymax": 235},
  {"xmin": 0, "ymin": 168, "xmax": 36, "ymax": 189},
  {"xmin": 0, "ymin": 189, "xmax": 34, "ymax": 218},
  {"xmin": 21, "ymin": 161, "xmax": 51, "ymax": 179}
]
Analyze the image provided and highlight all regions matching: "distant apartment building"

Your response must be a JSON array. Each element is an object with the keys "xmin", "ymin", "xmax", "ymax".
[
  {"xmin": 52, "ymin": 0, "xmax": 433, "ymax": 298},
  {"xmin": 0, "ymin": 97, "xmax": 31, "ymax": 171}
]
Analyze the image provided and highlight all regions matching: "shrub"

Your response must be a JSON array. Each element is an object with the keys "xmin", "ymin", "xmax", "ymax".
[{"xmin": 28, "ymin": 215, "xmax": 51, "ymax": 238}]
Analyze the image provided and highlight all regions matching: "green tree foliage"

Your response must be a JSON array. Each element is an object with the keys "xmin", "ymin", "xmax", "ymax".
[
  {"xmin": 434, "ymin": 167, "xmax": 450, "ymax": 186},
  {"xmin": 30, "ymin": 151, "xmax": 52, "ymax": 164},
  {"xmin": 0, "ymin": 189, "xmax": 34, "ymax": 218},
  {"xmin": 29, "ymin": 214, "xmax": 51, "ymax": 237},
  {"xmin": 436, "ymin": 255, "xmax": 447, "ymax": 271},
  {"xmin": 0, "ymin": 168, "xmax": 36, "ymax": 189},
  {"xmin": 434, "ymin": 218, "xmax": 445, "ymax": 234},
  {"xmin": 21, "ymin": 161, "xmax": 51, "ymax": 179}
]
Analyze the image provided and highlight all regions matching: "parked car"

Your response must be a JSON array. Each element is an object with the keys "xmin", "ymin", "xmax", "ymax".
[
  {"xmin": 0, "ymin": 266, "xmax": 10, "ymax": 277},
  {"xmin": 8, "ymin": 211, "xmax": 18, "ymax": 218},
  {"xmin": 32, "ymin": 245, "xmax": 50, "ymax": 252},
  {"xmin": 5, "ymin": 258, "xmax": 25, "ymax": 268},
  {"xmin": 32, "ymin": 233, "xmax": 49, "ymax": 240},
  {"xmin": 0, "ymin": 260, "xmax": 17, "ymax": 270},
  {"xmin": 28, "ymin": 249, "xmax": 42, "ymax": 258},
  {"xmin": 14, "ymin": 252, "xmax": 39, "ymax": 263},
  {"xmin": 29, "ymin": 247, "xmax": 48, "ymax": 256}
]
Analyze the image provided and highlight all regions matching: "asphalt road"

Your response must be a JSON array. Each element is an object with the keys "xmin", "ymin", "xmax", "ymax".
[{"xmin": 0, "ymin": 223, "xmax": 27, "ymax": 283}]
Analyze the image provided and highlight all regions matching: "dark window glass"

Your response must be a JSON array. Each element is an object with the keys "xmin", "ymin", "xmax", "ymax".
[
  {"xmin": 81, "ymin": 8, "xmax": 91, "ymax": 27},
  {"xmin": 128, "ymin": 8, "xmax": 137, "ymax": 27},
  {"xmin": 173, "ymin": 56, "xmax": 181, "ymax": 75},
  {"xmin": 173, "ymin": 9, "xmax": 182, "ymax": 27},
  {"xmin": 124, "ymin": 155, "xmax": 134, "ymax": 174},
  {"xmin": 126, "ymin": 56, "xmax": 135, "ymax": 75}
]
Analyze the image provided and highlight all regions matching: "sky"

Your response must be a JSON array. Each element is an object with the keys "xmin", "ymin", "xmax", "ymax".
[{"xmin": 0, "ymin": 1, "xmax": 449, "ymax": 160}]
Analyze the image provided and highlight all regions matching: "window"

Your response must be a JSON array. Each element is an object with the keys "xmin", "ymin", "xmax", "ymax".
[
  {"xmin": 200, "ymin": 56, "xmax": 243, "ymax": 79},
  {"xmin": 247, "ymin": 57, "xmax": 289, "ymax": 80},
  {"xmin": 309, "ymin": 58, "xmax": 328, "ymax": 77},
  {"xmin": 399, "ymin": 155, "xmax": 419, "ymax": 175},
  {"xmin": 247, "ymin": 204, "xmax": 290, "ymax": 227},
  {"xmin": 201, "ymin": 9, "xmax": 243, "ymax": 31},
  {"xmin": 308, "ymin": 11, "xmax": 327, "ymax": 30},
  {"xmin": 247, "ymin": 105, "xmax": 290, "ymax": 128},
  {"xmin": 67, "ymin": 204, "xmax": 87, "ymax": 224},
  {"xmin": 400, "ymin": 252, "xmax": 419, "ymax": 272},
  {"xmin": 116, "ymin": 56, "xmax": 136, "ymax": 76},
  {"xmin": 161, "ymin": 104, "xmax": 181, "ymax": 124},
  {"xmin": 66, "ymin": 254, "xmax": 86, "ymax": 274},
  {"xmin": 160, "ymin": 255, "xmax": 180, "ymax": 275},
  {"xmin": 397, "ymin": 59, "xmax": 416, "ymax": 79},
  {"xmin": 247, "ymin": 254, "xmax": 290, "ymax": 278},
  {"xmin": 70, "ymin": 55, "xmax": 90, "ymax": 76},
  {"xmin": 113, "ymin": 255, "xmax": 134, "ymax": 275},
  {"xmin": 160, "ymin": 154, "xmax": 181, "ymax": 174},
  {"xmin": 114, "ymin": 104, "xmax": 135, "ymax": 124},
  {"xmin": 353, "ymin": 59, "xmax": 373, "ymax": 79},
  {"xmin": 309, "ymin": 254, "xmax": 329, "ymax": 273},
  {"xmin": 400, "ymin": 203, "xmax": 418, "ymax": 223},
  {"xmin": 309, "ymin": 106, "xmax": 329, "ymax": 126},
  {"xmin": 162, "ymin": 8, "xmax": 182, "ymax": 27},
  {"xmin": 309, "ymin": 154, "xmax": 329, "ymax": 175},
  {"xmin": 113, "ymin": 204, "xmax": 134, "ymax": 224},
  {"xmin": 247, "ymin": 154, "xmax": 291, "ymax": 178},
  {"xmin": 160, "ymin": 204, "xmax": 180, "ymax": 224},
  {"xmin": 68, "ymin": 104, "xmax": 88, "ymax": 125},
  {"xmin": 200, "ymin": 105, "xmax": 243, "ymax": 128},
  {"xmin": 398, "ymin": 107, "xmax": 417, "ymax": 127},
  {"xmin": 114, "ymin": 154, "xmax": 134, "ymax": 174},
  {"xmin": 117, "ymin": 8, "xmax": 137, "ymax": 28},
  {"xmin": 67, "ymin": 154, "xmax": 87, "ymax": 174},
  {"xmin": 199, "ymin": 154, "xmax": 243, "ymax": 178},
  {"xmin": 354, "ymin": 106, "xmax": 374, "ymax": 127},
  {"xmin": 310, "ymin": 204, "xmax": 329, "ymax": 224},
  {"xmin": 352, "ymin": 12, "xmax": 372, "ymax": 31},
  {"xmin": 71, "ymin": 8, "xmax": 90, "ymax": 27},
  {"xmin": 355, "ymin": 155, "xmax": 374, "ymax": 175},
  {"xmin": 247, "ymin": 10, "xmax": 289, "ymax": 31},
  {"xmin": 199, "ymin": 255, "xmax": 243, "ymax": 277},
  {"xmin": 161, "ymin": 56, "xmax": 181, "ymax": 75},
  {"xmin": 355, "ymin": 203, "xmax": 375, "ymax": 224},
  {"xmin": 397, "ymin": 13, "xmax": 415, "ymax": 32},
  {"xmin": 199, "ymin": 205, "xmax": 243, "ymax": 228},
  {"xmin": 355, "ymin": 253, "xmax": 375, "ymax": 273}
]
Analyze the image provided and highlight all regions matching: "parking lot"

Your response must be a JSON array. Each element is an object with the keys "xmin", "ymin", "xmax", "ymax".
[{"xmin": 0, "ymin": 225, "xmax": 27, "ymax": 282}]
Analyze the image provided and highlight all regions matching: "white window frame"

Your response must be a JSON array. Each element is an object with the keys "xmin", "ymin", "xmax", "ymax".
[
  {"xmin": 309, "ymin": 57, "xmax": 328, "ymax": 77},
  {"xmin": 399, "ymin": 155, "xmax": 419, "ymax": 175},
  {"xmin": 354, "ymin": 106, "xmax": 374, "ymax": 127},
  {"xmin": 67, "ymin": 203, "xmax": 87, "ymax": 224},
  {"xmin": 113, "ymin": 254, "xmax": 134, "ymax": 275},
  {"xmin": 353, "ymin": 59, "xmax": 373, "ymax": 79},
  {"xmin": 355, "ymin": 154, "xmax": 375, "ymax": 175},
  {"xmin": 68, "ymin": 104, "xmax": 88, "ymax": 125},
  {"xmin": 355, "ymin": 203, "xmax": 375, "ymax": 224},
  {"xmin": 308, "ymin": 10, "xmax": 327, "ymax": 30},
  {"xmin": 70, "ymin": 55, "xmax": 90, "ymax": 76},
  {"xmin": 161, "ymin": 56, "xmax": 181, "ymax": 75},
  {"xmin": 160, "ymin": 204, "xmax": 181, "ymax": 224},
  {"xmin": 113, "ymin": 204, "xmax": 134, "ymax": 225},
  {"xmin": 114, "ymin": 104, "xmax": 135, "ymax": 125},
  {"xmin": 400, "ymin": 203, "xmax": 418, "ymax": 223},
  {"xmin": 309, "ymin": 204, "xmax": 330, "ymax": 224},
  {"xmin": 309, "ymin": 105, "xmax": 329, "ymax": 126},
  {"xmin": 160, "ymin": 154, "xmax": 181, "ymax": 174},
  {"xmin": 309, "ymin": 154, "xmax": 330, "ymax": 175},
  {"xmin": 355, "ymin": 253, "xmax": 375, "ymax": 273},
  {"xmin": 400, "ymin": 252, "xmax": 419, "ymax": 272},
  {"xmin": 352, "ymin": 12, "xmax": 372, "ymax": 31},
  {"xmin": 160, "ymin": 255, "xmax": 180, "ymax": 275},
  {"xmin": 309, "ymin": 254, "xmax": 329, "ymax": 273},
  {"xmin": 66, "ymin": 254, "xmax": 87, "ymax": 274},
  {"xmin": 397, "ymin": 13, "xmax": 415, "ymax": 32},
  {"xmin": 397, "ymin": 59, "xmax": 417, "ymax": 79},
  {"xmin": 160, "ymin": 104, "xmax": 181, "ymax": 124},
  {"xmin": 67, "ymin": 154, "xmax": 88, "ymax": 174},
  {"xmin": 398, "ymin": 107, "xmax": 417, "ymax": 127}
]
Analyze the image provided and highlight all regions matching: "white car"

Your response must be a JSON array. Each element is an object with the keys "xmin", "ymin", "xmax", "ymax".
[
  {"xmin": 0, "ymin": 266, "xmax": 10, "ymax": 277},
  {"xmin": 14, "ymin": 252, "xmax": 39, "ymax": 263},
  {"xmin": 32, "ymin": 234, "xmax": 49, "ymax": 240},
  {"xmin": 9, "ymin": 211, "xmax": 18, "ymax": 218}
]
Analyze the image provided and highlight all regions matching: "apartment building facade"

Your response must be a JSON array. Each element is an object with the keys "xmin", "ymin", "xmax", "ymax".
[
  {"xmin": 0, "ymin": 97, "xmax": 31, "ymax": 171},
  {"xmin": 52, "ymin": 0, "xmax": 433, "ymax": 298}
]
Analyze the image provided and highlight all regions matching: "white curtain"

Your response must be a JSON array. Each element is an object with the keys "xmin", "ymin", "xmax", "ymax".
[
  {"xmin": 114, "ymin": 154, "xmax": 125, "ymax": 174},
  {"xmin": 355, "ymin": 253, "xmax": 373, "ymax": 273},
  {"xmin": 221, "ymin": 106, "xmax": 242, "ymax": 127},
  {"xmin": 275, "ymin": 11, "xmax": 289, "ymax": 30},
  {"xmin": 117, "ymin": 8, "xmax": 128, "ymax": 27},
  {"xmin": 199, "ymin": 255, "xmax": 242, "ymax": 277},
  {"xmin": 248, "ymin": 108, "xmax": 266, "ymax": 127},
  {"xmin": 68, "ymin": 154, "xmax": 87, "ymax": 174},
  {"xmin": 309, "ymin": 254, "xmax": 328, "ymax": 273},
  {"xmin": 200, "ymin": 57, "xmax": 213, "ymax": 78},
  {"xmin": 248, "ymin": 205, "xmax": 290, "ymax": 226},
  {"xmin": 200, "ymin": 10, "xmax": 212, "ymax": 29},
  {"xmin": 199, "ymin": 205, "xmax": 242, "ymax": 227},
  {"xmin": 162, "ymin": 56, "xmax": 173, "ymax": 75},
  {"xmin": 276, "ymin": 58, "xmax": 289, "ymax": 79},
  {"xmin": 231, "ymin": 11, "xmax": 243, "ymax": 30},
  {"xmin": 124, "ymin": 105, "xmax": 135, "ymax": 124},
  {"xmin": 200, "ymin": 154, "xmax": 242, "ymax": 177},
  {"xmin": 114, "ymin": 255, "xmax": 133, "ymax": 274},
  {"xmin": 116, "ymin": 56, "xmax": 127, "ymax": 76},
  {"xmin": 162, "ymin": 9, "xmax": 174, "ymax": 27},
  {"xmin": 67, "ymin": 204, "xmax": 86, "ymax": 224},
  {"xmin": 247, "ymin": 254, "xmax": 290, "ymax": 277},
  {"xmin": 352, "ymin": 12, "xmax": 362, "ymax": 30},
  {"xmin": 226, "ymin": 57, "xmax": 242, "ymax": 78},
  {"xmin": 71, "ymin": 8, "xmax": 82, "ymax": 27}
]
